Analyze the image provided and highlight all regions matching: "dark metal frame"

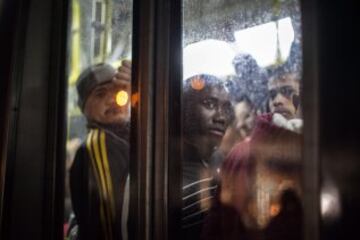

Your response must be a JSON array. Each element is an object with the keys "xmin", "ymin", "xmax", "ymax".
[
  {"xmin": 301, "ymin": 0, "xmax": 320, "ymax": 239},
  {"xmin": 0, "ymin": 0, "xmax": 69, "ymax": 239},
  {"xmin": 128, "ymin": 0, "xmax": 155, "ymax": 239},
  {"xmin": 0, "ymin": 0, "xmax": 24, "ymax": 230},
  {"xmin": 129, "ymin": 0, "xmax": 182, "ymax": 240}
]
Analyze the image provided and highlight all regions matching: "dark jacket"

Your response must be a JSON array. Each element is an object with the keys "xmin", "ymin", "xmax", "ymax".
[{"xmin": 70, "ymin": 124, "xmax": 129, "ymax": 240}]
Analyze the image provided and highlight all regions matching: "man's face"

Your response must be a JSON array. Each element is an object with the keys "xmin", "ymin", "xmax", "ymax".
[
  {"xmin": 190, "ymin": 85, "xmax": 234, "ymax": 149},
  {"xmin": 268, "ymin": 74, "xmax": 300, "ymax": 120},
  {"xmin": 83, "ymin": 81, "xmax": 130, "ymax": 125},
  {"xmin": 233, "ymin": 101, "xmax": 255, "ymax": 137}
]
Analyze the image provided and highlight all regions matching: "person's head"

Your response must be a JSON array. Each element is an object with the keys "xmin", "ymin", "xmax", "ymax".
[
  {"xmin": 183, "ymin": 75, "xmax": 234, "ymax": 156},
  {"xmin": 268, "ymin": 69, "xmax": 300, "ymax": 120},
  {"xmin": 76, "ymin": 63, "xmax": 130, "ymax": 126},
  {"xmin": 232, "ymin": 95, "xmax": 255, "ymax": 137},
  {"xmin": 233, "ymin": 53, "xmax": 261, "ymax": 78},
  {"xmin": 232, "ymin": 53, "xmax": 268, "ymax": 113}
]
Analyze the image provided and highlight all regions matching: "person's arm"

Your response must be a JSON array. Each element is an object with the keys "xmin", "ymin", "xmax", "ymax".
[{"xmin": 70, "ymin": 143, "xmax": 103, "ymax": 240}]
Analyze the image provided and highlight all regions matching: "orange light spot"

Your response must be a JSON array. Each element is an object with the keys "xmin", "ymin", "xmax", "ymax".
[
  {"xmin": 116, "ymin": 90, "xmax": 129, "ymax": 106},
  {"xmin": 191, "ymin": 76, "xmax": 205, "ymax": 90},
  {"xmin": 270, "ymin": 203, "xmax": 281, "ymax": 217},
  {"xmin": 131, "ymin": 93, "xmax": 139, "ymax": 107}
]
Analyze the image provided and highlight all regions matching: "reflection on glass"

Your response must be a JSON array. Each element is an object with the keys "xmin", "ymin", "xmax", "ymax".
[
  {"xmin": 65, "ymin": 1, "xmax": 132, "ymax": 240},
  {"xmin": 182, "ymin": 0, "xmax": 303, "ymax": 239}
]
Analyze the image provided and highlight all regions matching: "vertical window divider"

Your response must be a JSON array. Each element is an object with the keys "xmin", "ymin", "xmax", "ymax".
[
  {"xmin": 301, "ymin": 0, "xmax": 320, "ymax": 240},
  {"xmin": 130, "ymin": 0, "xmax": 182, "ymax": 240},
  {"xmin": 129, "ymin": 0, "xmax": 155, "ymax": 240},
  {"xmin": 153, "ymin": 0, "xmax": 182, "ymax": 240}
]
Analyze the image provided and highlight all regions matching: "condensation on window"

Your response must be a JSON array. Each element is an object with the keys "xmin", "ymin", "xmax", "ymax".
[
  {"xmin": 65, "ymin": 0, "xmax": 132, "ymax": 239},
  {"xmin": 182, "ymin": 0, "xmax": 304, "ymax": 239}
]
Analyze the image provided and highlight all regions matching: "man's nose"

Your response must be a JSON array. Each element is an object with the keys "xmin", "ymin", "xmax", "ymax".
[
  {"xmin": 272, "ymin": 93, "xmax": 286, "ymax": 106},
  {"xmin": 106, "ymin": 94, "xmax": 117, "ymax": 105},
  {"xmin": 213, "ymin": 108, "xmax": 227, "ymax": 125}
]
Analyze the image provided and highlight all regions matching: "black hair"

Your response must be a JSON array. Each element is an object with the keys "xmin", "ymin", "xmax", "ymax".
[{"xmin": 267, "ymin": 64, "xmax": 300, "ymax": 84}]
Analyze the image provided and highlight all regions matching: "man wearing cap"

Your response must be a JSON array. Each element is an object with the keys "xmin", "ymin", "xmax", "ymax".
[{"xmin": 69, "ymin": 61, "xmax": 131, "ymax": 240}]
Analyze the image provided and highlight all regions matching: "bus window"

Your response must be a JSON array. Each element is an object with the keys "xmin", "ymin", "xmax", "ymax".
[
  {"xmin": 182, "ymin": 0, "xmax": 303, "ymax": 239},
  {"xmin": 64, "ymin": 0, "xmax": 132, "ymax": 239}
]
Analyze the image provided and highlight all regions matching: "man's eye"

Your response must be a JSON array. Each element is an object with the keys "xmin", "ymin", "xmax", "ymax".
[
  {"xmin": 95, "ymin": 91, "xmax": 106, "ymax": 98},
  {"xmin": 280, "ymin": 87, "xmax": 295, "ymax": 98},
  {"xmin": 202, "ymin": 99, "xmax": 216, "ymax": 109},
  {"xmin": 222, "ymin": 103, "xmax": 233, "ymax": 115},
  {"xmin": 269, "ymin": 89, "xmax": 277, "ymax": 99}
]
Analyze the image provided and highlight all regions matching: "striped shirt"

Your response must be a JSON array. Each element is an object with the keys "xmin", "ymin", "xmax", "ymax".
[{"xmin": 182, "ymin": 145, "xmax": 219, "ymax": 240}]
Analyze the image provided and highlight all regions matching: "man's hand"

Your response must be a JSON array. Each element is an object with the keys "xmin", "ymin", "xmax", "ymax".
[
  {"xmin": 113, "ymin": 60, "xmax": 131, "ymax": 93},
  {"xmin": 114, "ymin": 60, "xmax": 131, "ymax": 83}
]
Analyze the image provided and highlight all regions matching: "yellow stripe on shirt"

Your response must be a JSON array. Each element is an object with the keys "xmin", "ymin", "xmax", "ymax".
[
  {"xmin": 86, "ymin": 130, "xmax": 110, "ymax": 240},
  {"xmin": 92, "ymin": 129, "xmax": 113, "ymax": 240},
  {"xmin": 100, "ymin": 130, "xmax": 116, "ymax": 220}
]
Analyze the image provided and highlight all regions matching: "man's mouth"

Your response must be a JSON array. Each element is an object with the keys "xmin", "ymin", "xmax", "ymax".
[
  {"xmin": 208, "ymin": 127, "xmax": 225, "ymax": 137},
  {"xmin": 105, "ymin": 107, "xmax": 121, "ymax": 115},
  {"xmin": 274, "ymin": 108, "xmax": 291, "ymax": 118}
]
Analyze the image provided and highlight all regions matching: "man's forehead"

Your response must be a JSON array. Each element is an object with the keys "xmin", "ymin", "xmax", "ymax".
[
  {"xmin": 268, "ymin": 74, "xmax": 299, "ymax": 89},
  {"xmin": 202, "ymin": 85, "xmax": 230, "ymax": 99},
  {"xmin": 93, "ymin": 81, "xmax": 123, "ymax": 92}
]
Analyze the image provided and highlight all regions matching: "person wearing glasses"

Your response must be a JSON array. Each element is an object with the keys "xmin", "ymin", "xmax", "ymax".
[{"xmin": 69, "ymin": 61, "xmax": 131, "ymax": 240}]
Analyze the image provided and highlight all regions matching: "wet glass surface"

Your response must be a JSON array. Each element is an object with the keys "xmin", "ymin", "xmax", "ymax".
[{"xmin": 182, "ymin": 0, "xmax": 303, "ymax": 239}]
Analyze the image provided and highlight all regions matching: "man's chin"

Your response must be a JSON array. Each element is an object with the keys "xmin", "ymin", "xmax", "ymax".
[
  {"xmin": 207, "ymin": 136, "xmax": 222, "ymax": 150},
  {"xmin": 101, "ymin": 114, "xmax": 129, "ymax": 125},
  {"xmin": 274, "ymin": 110, "xmax": 293, "ymax": 120}
]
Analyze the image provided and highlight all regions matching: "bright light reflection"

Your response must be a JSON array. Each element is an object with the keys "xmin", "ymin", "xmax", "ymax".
[
  {"xmin": 116, "ymin": 90, "xmax": 129, "ymax": 107},
  {"xmin": 321, "ymin": 184, "xmax": 341, "ymax": 221},
  {"xmin": 234, "ymin": 17, "xmax": 294, "ymax": 67}
]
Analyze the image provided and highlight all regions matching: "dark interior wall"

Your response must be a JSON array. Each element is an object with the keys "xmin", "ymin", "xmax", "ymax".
[
  {"xmin": 0, "ymin": 0, "xmax": 24, "ymax": 231},
  {"xmin": 1, "ymin": 0, "xmax": 68, "ymax": 239},
  {"xmin": 316, "ymin": 0, "xmax": 360, "ymax": 239},
  {"xmin": 1, "ymin": 0, "xmax": 52, "ymax": 238}
]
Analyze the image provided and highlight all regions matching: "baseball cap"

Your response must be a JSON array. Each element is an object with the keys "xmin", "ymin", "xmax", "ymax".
[{"xmin": 76, "ymin": 63, "xmax": 116, "ymax": 110}]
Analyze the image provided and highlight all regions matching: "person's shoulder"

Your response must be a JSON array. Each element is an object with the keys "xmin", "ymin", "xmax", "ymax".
[
  {"xmin": 222, "ymin": 138, "xmax": 252, "ymax": 171},
  {"xmin": 100, "ymin": 128, "xmax": 129, "ymax": 149},
  {"xmin": 83, "ymin": 127, "xmax": 124, "ymax": 144}
]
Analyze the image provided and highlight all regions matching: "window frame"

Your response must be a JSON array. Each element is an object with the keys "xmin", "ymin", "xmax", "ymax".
[{"xmin": 0, "ymin": 0, "xmax": 325, "ymax": 239}]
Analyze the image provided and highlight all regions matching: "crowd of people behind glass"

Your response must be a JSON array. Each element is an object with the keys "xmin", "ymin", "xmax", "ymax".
[
  {"xmin": 66, "ymin": 39, "xmax": 303, "ymax": 240},
  {"xmin": 181, "ymin": 40, "xmax": 303, "ymax": 240}
]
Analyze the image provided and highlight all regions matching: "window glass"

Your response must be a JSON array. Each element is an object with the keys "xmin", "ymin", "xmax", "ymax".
[
  {"xmin": 182, "ymin": 0, "xmax": 303, "ymax": 239},
  {"xmin": 65, "ymin": 0, "xmax": 132, "ymax": 239}
]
